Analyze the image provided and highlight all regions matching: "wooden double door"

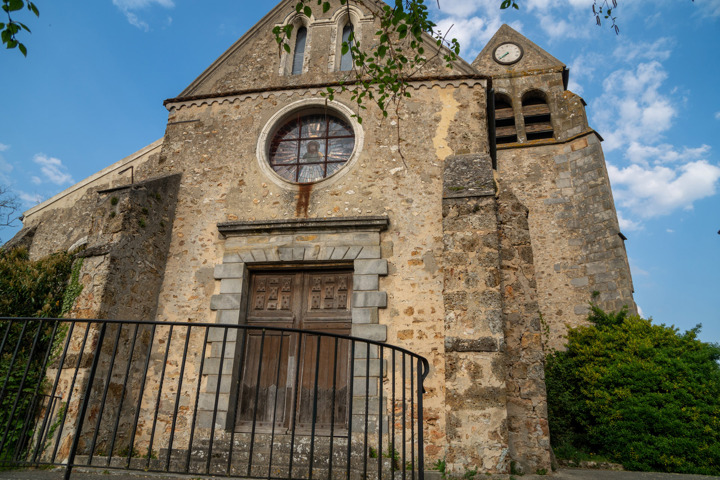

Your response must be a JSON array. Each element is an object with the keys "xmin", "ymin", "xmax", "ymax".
[{"xmin": 235, "ymin": 269, "xmax": 352, "ymax": 433}]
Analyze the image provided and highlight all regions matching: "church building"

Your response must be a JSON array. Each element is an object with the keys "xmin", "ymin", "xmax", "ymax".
[{"xmin": 7, "ymin": 0, "xmax": 635, "ymax": 476}]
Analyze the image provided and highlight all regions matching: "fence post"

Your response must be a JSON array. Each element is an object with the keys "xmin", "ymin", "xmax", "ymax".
[
  {"xmin": 64, "ymin": 322, "xmax": 107, "ymax": 480},
  {"xmin": 417, "ymin": 359, "xmax": 425, "ymax": 480}
]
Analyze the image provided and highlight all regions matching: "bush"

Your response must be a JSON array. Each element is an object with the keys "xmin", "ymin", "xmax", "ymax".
[
  {"xmin": 0, "ymin": 247, "xmax": 76, "ymax": 463},
  {"xmin": 0, "ymin": 247, "xmax": 75, "ymax": 318},
  {"xmin": 545, "ymin": 305, "xmax": 720, "ymax": 476}
]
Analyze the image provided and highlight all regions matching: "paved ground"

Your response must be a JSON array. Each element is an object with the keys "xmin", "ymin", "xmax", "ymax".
[{"xmin": 1, "ymin": 468, "xmax": 717, "ymax": 480}]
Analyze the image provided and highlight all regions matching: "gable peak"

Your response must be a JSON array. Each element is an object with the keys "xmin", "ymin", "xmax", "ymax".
[{"xmin": 471, "ymin": 24, "xmax": 564, "ymax": 75}]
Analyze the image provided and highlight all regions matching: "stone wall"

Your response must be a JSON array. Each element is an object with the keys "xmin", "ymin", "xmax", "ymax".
[
  {"xmin": 441, "ymin": 153, "xmax": 510, "ymax": 474},
  {"xmin": 45, "ymin": 174, "xmax": 182, "ymax": 460},
  {"xmin": 497, "ymin": 186, "xmax": 552, "ymax": 473},
  {"xmin": 498, "ymin": 133, "xmax": 635, "ymax": 349},
  {"xmin": 16, "ymin": 141, "xmax": 162, "ymax": 260}
]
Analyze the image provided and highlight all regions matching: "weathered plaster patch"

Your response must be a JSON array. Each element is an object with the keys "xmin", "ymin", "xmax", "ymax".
[{"xmin": 433, "ymin": 86, "xmax": 460, "ymax": 161}]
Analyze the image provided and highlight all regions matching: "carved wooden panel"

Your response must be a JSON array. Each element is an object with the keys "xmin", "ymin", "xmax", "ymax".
[
  {"xmin": 306, "ymin": 272, "xmax": 351, "ymax": 312},
  {"xmin": 251, "ymin": 274, "xmax": 296, "ymax": 313}
]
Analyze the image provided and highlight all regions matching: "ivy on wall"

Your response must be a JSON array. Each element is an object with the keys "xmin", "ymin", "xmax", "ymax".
[
  {"xmin": 0, "ymin": 247, "xmax": 77, "ymax": 318},
  {"xmin": 0, "ymin": 246, "xmax": 82, "ymax": 461}
]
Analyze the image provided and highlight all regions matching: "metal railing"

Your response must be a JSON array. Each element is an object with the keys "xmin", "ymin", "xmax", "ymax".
[{"xmin": 0, "ymin": 317, "xmax": 429, "ymax": 480}]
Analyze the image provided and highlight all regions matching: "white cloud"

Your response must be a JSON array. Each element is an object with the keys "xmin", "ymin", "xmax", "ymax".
[
  {"xmin": 112, "ymin": 0, "xmax": 175, "ymax": 31},
  {"xmin": 113, "ymin": 0, "xmax": 174, "ymax": 8},
  {"xmin": 590, "ymin": 53, "xmax": 720, "ymax": 226},
  {"xmin": 617, "ymin": 211, "xmax": 643, "ymax": 231},
  {"xmin": 612, "ymin": 37, "xmax": 673, "ymax": 63},
  {"xmin": 0, "ymin": 143, "xmax": 12, "ymax": 183},
  {"xmin": 32, "ymin": 154, "xmax": 75, "ymax": 186},
  {"xmin": 566, "ymin": 52, "xmax": 603, "ymax": 95},
  {"xmin": 536, "ymin": 12, "xmax": 592, "ymax": 40},
  {"xmin": 594, "ymin": 61, "xmax": 676, "ymax": 151},
  {"xmin": 625, "ymin": 142, "xmax": 711, "ymax": 166},
  {"xmin": 608, "ymin": 160, "xmax": 720, "ymax": 217},
  {"xmin": 431, "ymin": 0, "xmax": 519, "ymax": 58},
  {"xmin": 696, "ymin": 0, "xmax": 720, "ymax": 17},
  {"xmin": 17, "ymin": 191, "xmax": 44, "ymax": 206},
  {"xmin": 715, "ymin": 111, "xmax": 720, "ymax": 120},
  {"xmin": 525, "ymin": 0, "xmax": 587, "ymax": 12},
  {"xmin": 435, "ymin": 16, "xmax": 505, "ymax": 58}
]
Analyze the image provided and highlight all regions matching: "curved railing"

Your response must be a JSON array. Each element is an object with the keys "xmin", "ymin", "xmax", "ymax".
[{"xmin": 0, "ymin": 317, "xmax": 429, "ymax": 480}]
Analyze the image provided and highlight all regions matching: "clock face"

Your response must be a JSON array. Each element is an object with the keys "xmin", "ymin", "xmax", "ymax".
[{"xmin": 494, "ymin": 42, "xmax": 523, "ymax": 65}]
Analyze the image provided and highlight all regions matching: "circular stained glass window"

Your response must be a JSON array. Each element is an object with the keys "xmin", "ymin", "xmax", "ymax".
[{"xmin": 269, "ymin": 113, "xmax": 356, "ymax": 183}]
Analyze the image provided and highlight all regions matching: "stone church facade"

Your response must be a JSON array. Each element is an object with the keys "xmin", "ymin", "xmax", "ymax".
[{"xmin": 7, "ymin": 0, "xmax": 635, "ymax": 475}]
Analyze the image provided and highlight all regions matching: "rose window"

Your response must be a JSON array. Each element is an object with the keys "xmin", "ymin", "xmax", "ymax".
[{"xmin": 269, "ymin": 113, "xmax": 356, "ymax": 183}]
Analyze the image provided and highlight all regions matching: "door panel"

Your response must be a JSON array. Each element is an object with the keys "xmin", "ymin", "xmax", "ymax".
[
  {"xmin": 295, "ymin": 332, "xmax": 350, "ymax": 430},
  {"xmin": 236, "ymin": 331, "xmax": 291, "ymax": 427},
  {"xmin": 236, "ymin": 270, "xmax": 352, "ymax": 433}
]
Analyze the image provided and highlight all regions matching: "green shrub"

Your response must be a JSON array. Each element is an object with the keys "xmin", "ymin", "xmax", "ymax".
[
  {"xmin": 0, "ymin": 247, "xmax": 77, "ymax": 462},
  {"xmin": 545, "ymin": 305, "xmax": 720, "ymax": 475}
]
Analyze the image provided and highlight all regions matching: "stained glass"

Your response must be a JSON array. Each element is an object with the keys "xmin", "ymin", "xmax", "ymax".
[
  {"xmin": 301, "ymin": 115, "xmax": 327, "ymax": 138},
  {"xmin": 268, "ymin": 112, "xmax": 355, "ymax": 183},
  {"xmin": 299, "ymin": 140, "xmax": 326, "ymax": 164},
  {"xmin": 327, "ymin": 138, "xmax": 354, "ymax": 163},
  {"xmin": 273, "ymin": 165, "xmax": 297, "ymax": 182},
  {"xmin": 326, "ymin": 163, "xmax": 344, "ymax": 177},
  {"xmin": 328, "ymin": 118, "xmax": 353, "ymax": 136},
  {"xmin": 298, "ymin": 164, "xmax": 325, "ymax": 183}
]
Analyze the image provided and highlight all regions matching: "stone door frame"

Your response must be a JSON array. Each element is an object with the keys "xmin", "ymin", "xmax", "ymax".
[{"xmin": 198, "ymin": 216, "xmax": 389, "ymax": 431}]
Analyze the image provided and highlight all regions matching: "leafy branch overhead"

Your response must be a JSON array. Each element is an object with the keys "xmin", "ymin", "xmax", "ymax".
[
  {"xmin": 0, "ymin": 0, "xmax": 38, "ymax": 56},
  {"xmin": 273, "ymin": 0, "xmax": 649, "ymax": 124}
]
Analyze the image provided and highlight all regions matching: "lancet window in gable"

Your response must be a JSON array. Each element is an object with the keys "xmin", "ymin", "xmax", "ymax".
[
  {"xmin": 291, "ymin": 26, "xmax": 308, "ymax": 75},
  {"xmin": 339, "ymin": 22, "xmax": 354, "ymax": 71}
]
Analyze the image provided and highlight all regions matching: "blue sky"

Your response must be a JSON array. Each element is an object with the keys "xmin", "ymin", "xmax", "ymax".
[{"xmin": 0, "ymin": 0, "xmax": 718, "ymax": 342}]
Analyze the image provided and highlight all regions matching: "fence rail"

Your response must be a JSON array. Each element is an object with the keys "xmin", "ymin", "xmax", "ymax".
[{"xmin": 0, "ymin": 317, "xmax": 429, "ymax": 480}]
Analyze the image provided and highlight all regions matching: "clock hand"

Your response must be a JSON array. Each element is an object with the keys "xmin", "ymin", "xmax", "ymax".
[{"xmin": 499, "ymin": 52, "xmax": 509, "ymax": 59}]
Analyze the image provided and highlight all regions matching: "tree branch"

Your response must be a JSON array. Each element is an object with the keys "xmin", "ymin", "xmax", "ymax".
[{"xmin": 0, "ymin": 185, "xmax": 20, "ymax": 228}]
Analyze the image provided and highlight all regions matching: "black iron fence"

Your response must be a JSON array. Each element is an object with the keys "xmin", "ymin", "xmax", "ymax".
[{"xmin": 0, "ymin": 318, "xmax": 429, "ymax": 480}]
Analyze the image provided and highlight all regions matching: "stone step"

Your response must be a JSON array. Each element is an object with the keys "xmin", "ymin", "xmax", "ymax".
[{"xmin": 74, "ymin": 453, "xmax": 411, "ymax": 480}]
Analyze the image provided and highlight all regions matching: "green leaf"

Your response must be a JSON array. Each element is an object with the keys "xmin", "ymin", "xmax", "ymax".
[
  {"xmin": 322, "ymin": 1, "xmax": 330, "ymax": 13},
  {"xmin": 7, "ymin": 0, "xmax": 22, "ymax": 12},
  {"xmin": 283, "ymin": 43, "xmax": 291, "ymax": 53},
  {"xmin": 303, "ymin": 5, "xmax": 312, "ymax": 17},
  {"xmin": 18, "ymin": 41, "xmax": 25, "ymax": 56}
]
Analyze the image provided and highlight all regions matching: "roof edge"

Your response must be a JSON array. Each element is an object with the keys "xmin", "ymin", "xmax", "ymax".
[
  {"xmin": 23, "ymin": 139, "xmax": 164, "ymax": 220},
  {"xmin": 166, "ymin": 74, "xmax": 491, "ymax": 109}
]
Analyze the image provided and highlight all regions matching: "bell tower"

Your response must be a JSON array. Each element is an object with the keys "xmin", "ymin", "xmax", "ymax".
[{"xmin": 473, "ymin": 25, "xmax": 636, "ymax": 349}]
